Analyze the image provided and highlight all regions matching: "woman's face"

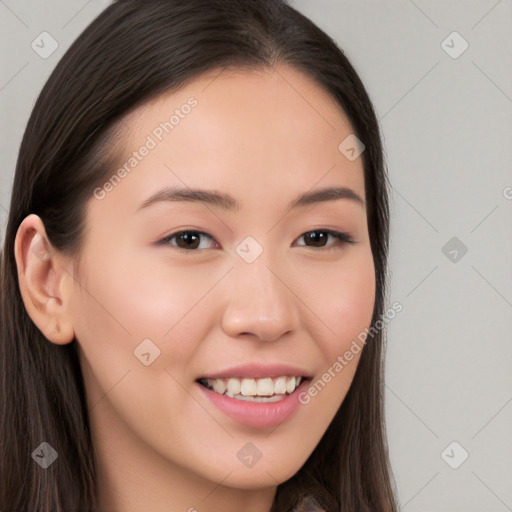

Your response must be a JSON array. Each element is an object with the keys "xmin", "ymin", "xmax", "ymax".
[{"xmin": 70, "ymin": 65, "xmax": 375, "ymax": 496}]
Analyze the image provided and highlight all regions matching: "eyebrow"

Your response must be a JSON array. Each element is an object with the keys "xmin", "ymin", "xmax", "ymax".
[{"xmin": 137, "ymin": 185, "xmax": 365, "ymax": 212}]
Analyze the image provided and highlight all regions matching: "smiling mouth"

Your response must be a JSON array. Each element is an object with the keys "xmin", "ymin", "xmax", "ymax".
[{"xmin": 197, "ymin": 376, "xmax": 305, "ymax": 402}]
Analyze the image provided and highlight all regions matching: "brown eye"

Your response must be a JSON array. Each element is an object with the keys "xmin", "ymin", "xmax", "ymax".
[
  {"xmin": 161, "ymin": 230, "xmax": 217, "ymax": 250},
  {"xmin": 297, "ymin": 230, "xmax": 354, "ymax": 249},
  {"xmin": 303, "ymin": 231, "xmax": 329, "ymax": 247}
]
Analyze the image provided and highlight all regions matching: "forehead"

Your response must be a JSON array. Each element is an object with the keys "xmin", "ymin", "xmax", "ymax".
[{"xmin": 99, "ymin": 64, "xmax": 365, "ymax": 214}]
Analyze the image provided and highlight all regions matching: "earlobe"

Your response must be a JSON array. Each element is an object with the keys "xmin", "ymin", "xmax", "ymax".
[{"xmin": 14, "ymin": 214, "xmax": 75, "ymax": 345}]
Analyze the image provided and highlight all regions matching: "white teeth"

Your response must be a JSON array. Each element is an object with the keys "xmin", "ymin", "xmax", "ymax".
[
  {"xmin": 226, "ymin": 378, "xmax": 241, "ymax": 397},
  {"xmin": 286, "ymin": 376, "xmax": 296, "ymax": 394},
  {"xmin": 203, "ymin": 376, "xmax": 303, "ymax": 398},
  {"xmin": 233, "ymin": 394, "xmax": 283, "ymax": 402},
  {"xmin": 256, "ymin": 377, "xmax": 274, "ymax": 396},
  {"xmin": 212, "ymin": 379, "xmax": 226, "ymax": 394},
  {"xmin": 240, "ymin": 378, "xmax": 257, "ymax": 396},
  {"xmin": 274, "ymin": 376, "xmax": 287, "ymax": 394}
]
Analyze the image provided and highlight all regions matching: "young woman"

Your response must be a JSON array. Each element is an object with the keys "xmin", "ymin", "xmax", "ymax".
[{"xmin": 0, "ymin": 1, "xmax": 398, "ymax": 510}]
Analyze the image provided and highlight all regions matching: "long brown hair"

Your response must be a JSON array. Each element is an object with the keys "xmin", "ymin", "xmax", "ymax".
[{"xmin": 0, "ymin": 1, "xmax": 397, "ymax": 510}]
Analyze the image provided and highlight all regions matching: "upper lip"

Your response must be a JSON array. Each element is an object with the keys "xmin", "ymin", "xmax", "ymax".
[{"xmin": 198, "ymin": 363, "xmax": 313, "ymax": 380}]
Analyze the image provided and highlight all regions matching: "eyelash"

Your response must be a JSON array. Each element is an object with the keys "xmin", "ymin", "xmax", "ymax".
[{"xmin": 158, "ymin": 229, "xmax": 355, "ymax": 252}]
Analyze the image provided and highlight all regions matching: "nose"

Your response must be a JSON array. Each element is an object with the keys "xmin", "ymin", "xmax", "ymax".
[{"xmin": 220, "ymin": 253, "xmax": 300, "ymax": 342}]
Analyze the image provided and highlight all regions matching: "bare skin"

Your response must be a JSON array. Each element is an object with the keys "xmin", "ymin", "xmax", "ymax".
[{"xmin": 15, "ymin": 64, "xmax": 375, "ymax": 512}]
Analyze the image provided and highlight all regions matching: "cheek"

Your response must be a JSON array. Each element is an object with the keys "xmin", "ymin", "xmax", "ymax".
[
  {"xmin": 312, "ymin": 249, "xmax": 376, "ymax": 359},
  {"xmin": 70, "ymin": 251, "xmax": 219, "ymax": 388},
  {"xmin": 76, "ymin": 249, "xmax": 211, "ymax": 337},
  {"xmin": 291, "ymin": 251, "xmax": 375, "ymax": 448},
  {"xmin": 71, "ymin": 253, "xmax": 206, "ymax": 440}
]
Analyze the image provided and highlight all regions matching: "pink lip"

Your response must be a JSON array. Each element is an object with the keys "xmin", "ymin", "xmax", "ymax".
[
  {"xmin": 197, "ymin": 378, "xmax": 309, "ymax": 429},
  {"xmin": 198, "ymin": 363, "xmax": 312, "ymax": 380}
]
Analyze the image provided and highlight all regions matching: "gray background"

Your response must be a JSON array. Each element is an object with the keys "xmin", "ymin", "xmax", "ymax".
[{"xmin": 1, "ymin": 1, "xmax": 511, "ymax": 510}]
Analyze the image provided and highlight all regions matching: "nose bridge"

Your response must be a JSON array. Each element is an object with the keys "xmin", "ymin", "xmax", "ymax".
[{"xmin": 221, "ymin": 240, "xmax": 299, "ymax": 341}]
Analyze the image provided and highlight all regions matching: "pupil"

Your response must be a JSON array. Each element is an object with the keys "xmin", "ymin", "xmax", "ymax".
[
  {"xmin": 179, "ymin": 233, "xmax": 199, "ymax": 249},
  {"xmin": 307, "ymin": 231, "xmax": 326, "ymax": 247}
]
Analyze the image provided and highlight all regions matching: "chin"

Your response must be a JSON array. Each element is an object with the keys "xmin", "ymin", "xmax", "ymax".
[{"xmin": 210, "ymin": 452, "xmax": 308, "ymax": 490}]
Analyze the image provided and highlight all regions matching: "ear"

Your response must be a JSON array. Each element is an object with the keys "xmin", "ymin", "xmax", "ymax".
[{"xmin": 14, "ymin": 214, "xmax": 75, "ymax": 345}]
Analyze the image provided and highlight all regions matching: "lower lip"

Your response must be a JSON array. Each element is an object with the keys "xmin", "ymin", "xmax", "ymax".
[{"xmin": 197, "ymin": 380, "xmax": 309, "ymax": 429}]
